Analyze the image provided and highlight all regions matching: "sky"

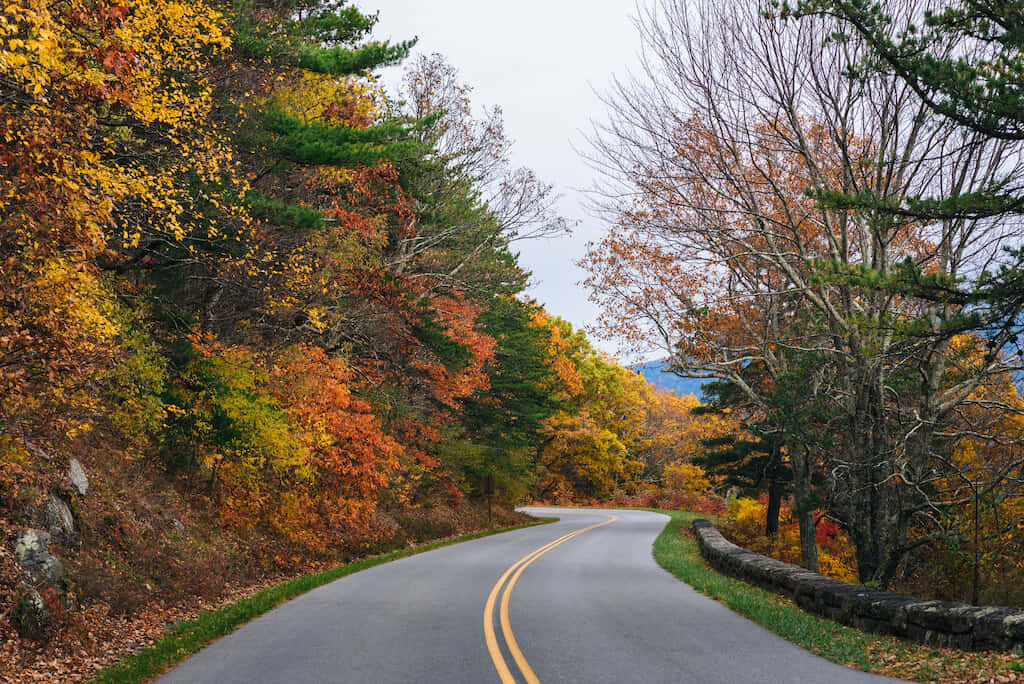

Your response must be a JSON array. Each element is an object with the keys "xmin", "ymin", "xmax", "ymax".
[{"xmin": 363, "ymin": 1, "xmax": 645, "ymax": 360}]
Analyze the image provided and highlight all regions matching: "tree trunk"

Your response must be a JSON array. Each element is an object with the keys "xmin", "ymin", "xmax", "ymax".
[
  {"xmin": 765, "ymin": 452, "xmax": 782, "ymax": 537},
  {"xmin": 790, "ymin": 446, "xmax": 819, "ymax": 572},
  {"xmin": 797, "ymin": 505, "xmax": 819, "ymax": 573}
]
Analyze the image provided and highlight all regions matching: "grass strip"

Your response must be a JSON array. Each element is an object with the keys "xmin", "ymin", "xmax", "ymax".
[
  {"xmin": 652, "ymin": 510, "xmax": 1024, "ymax": 683},
  {"xmin": 91, "ymin": 517, "xmax": 556, "ymax": 684}
]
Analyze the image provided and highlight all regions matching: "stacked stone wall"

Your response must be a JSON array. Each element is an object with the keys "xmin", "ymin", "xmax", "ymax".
[{"xmin": 691, "ymin": 519, "xmax": 1024, "ymax": 653}]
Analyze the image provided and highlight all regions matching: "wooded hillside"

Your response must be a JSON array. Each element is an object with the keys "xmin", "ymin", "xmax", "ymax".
[
  {"xmin": 8, "ymin": 0, "xmax": 1024, "ymax": 678},
  {"xmin": 0, "ymin": 1, "xmax": 738, "ymax": 677}
]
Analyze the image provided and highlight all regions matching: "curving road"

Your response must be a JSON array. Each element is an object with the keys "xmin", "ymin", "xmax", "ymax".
[{"xmin": 157, "ymin": 508, "xmax": 899, "ymax": 683}]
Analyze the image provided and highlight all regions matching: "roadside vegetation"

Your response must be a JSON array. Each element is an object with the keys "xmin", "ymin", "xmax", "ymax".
[
  {"xmin": 5, "ymin": 0, "xmax": 1024, "ymax": 681},
  {"xmin": 653, "ymin": 511, "xmax": 1024, "ymax": 683}
]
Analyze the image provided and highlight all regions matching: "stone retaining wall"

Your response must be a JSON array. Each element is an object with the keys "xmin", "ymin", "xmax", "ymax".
[{"xmin": 691, "ymin": 519, "xmax": 1024, "ymax": 653}]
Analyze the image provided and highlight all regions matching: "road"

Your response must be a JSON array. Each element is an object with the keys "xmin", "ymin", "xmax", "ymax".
[{"xmin": 157, "ymin": 508, "xmax": 898, "ymax": 683}]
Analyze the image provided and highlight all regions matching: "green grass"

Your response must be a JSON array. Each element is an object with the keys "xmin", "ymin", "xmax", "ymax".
[{"xmin": 90, "ymin": 517, "xmax": 556, "ymax": 684}]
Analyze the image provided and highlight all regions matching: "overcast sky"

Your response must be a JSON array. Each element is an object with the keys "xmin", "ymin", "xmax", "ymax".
[{"xmin": 363, "ymin": 1, "xmax": 644, "ymax": 360}]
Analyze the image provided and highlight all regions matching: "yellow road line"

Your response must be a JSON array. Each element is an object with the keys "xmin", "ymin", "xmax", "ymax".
[
  {"xmin": 483, "ymin": 531, "xmax": 580, "ymax": 684},
  {"xmin": 484, "ymin": 514, "xmax": 618, "ymax": 683}
]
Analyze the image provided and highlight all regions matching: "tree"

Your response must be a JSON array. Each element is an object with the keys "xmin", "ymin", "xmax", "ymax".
[
  {"xmin": 400, "ymin": 53, "xmax": 569, "ymax": 246},
  {"xmin": 694, "ymin": 378, "xmax": 791, "ymax": 537},
  {"xmin": 584, "ymin": 0, "xmax": 1024, "ymax": 584},
  {"xmin": 783, "ymin": 0, "xmax": 1024, "ymax": 367},
  {"xmin": 789, "ymin": 1, "xmax": 1024, "ymax": 146},
  {"xmin": 533, "ymin": 322, "xmax": 655, "ymax": 502},
  {"xmin": 1, "ymin": 0, "xmax": 234, "ymax": 442},
  {"xmin": 270, "ymin": 346, "xmax": 402, "ymax": 542},
  {"xmin": 461, "ymin": 297, "xmax": 565, "ymax": 453}
]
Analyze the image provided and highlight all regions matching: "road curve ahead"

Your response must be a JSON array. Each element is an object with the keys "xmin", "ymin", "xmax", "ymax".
[{"xmin": 158, "ymin": 508, "xmax": 898, "ymax": 683}]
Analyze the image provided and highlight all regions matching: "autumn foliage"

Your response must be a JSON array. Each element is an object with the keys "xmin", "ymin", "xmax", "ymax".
[
  {"xmin": 722, "ymin": 496, "xmax": 859, "ymax": 584},
  {"xmin": 10, "ymin": 0, "xmax": 1024, "ymax": 678},
  {"xmin": 0, "ymin": 0, "xmax": 592, "ymax": 666},
  {"xmin": 584, "ymin": 0, "xmax": 1024, "ymax": 593},
  {"xmin": 4, "ymin": 2, "xmax": 713, "ymax": 674}
]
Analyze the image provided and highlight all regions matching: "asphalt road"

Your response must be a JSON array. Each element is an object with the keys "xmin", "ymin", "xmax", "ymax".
[{"xmin": 157, "ymin": 508, "xmax": 899, "ymax": 683}]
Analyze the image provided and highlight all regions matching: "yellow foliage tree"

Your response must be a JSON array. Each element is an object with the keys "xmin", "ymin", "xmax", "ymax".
[
  {"xmin": 1, "ymin": 0, "xmax": 237, "ymax": 439},
  {"xmin": 662, "ymin": 461, "xmax": 712, "ymax": 495}
]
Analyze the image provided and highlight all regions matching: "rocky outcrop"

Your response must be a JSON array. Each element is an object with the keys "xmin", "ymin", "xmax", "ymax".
[
  {"xmin": 34, "ymin": 494, "xmax": 77, "ymax": 547},
  {"xmin": 692, "ymin": 519, "xmax": 1024, "ymax": 653},
  {"xmin": 11, "ymin": 529, "xmax": 66, "ymax": 641},
  {"xmin": 14, "ymin": 529, "xmax": 64, "ymax": 585}
]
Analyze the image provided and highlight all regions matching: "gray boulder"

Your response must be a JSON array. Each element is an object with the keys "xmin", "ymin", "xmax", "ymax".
[
  {"xmin": 14, "ymin": 529, "xmax": 64, "ymax": 585},
  {"xmin": 34, "ymin": 495, "xmax": 76, "ymax": 547},
  {"xmin": 67, "ymin": 458, "xmax": 88, "ymax": 496}
]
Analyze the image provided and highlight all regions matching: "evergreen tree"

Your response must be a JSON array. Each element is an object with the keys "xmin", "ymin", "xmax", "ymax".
[
  {"xmin": 787, "ymin": 0, "xmax": 1024, "ymax": 338},
  {"xmin": 461, "ymin": 297, "xmax": 564, "ymax": 452},
  {"xmin": 694, "ymin": 379, "xmax": 791, "ymax": 537}
]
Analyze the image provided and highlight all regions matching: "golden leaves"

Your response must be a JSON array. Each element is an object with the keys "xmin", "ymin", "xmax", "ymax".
[
  {"xmin": 0, "ymin": 0, "xmax": 60, "ymax": 95},
  {"xmin": 272, "ymin": 71, "xmax": 385, "ymax": 128},
  {"xmin": 0, "ymin": 0, "xmax": 241, "ymax": 437}
]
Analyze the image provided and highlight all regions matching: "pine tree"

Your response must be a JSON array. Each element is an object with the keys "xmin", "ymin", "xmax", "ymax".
[{"xmin": 693, "ymin": 380, "xmax": 791, "ymax": 537}]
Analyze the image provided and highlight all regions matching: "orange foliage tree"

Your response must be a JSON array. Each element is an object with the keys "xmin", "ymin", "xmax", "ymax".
[{"xmin": 268, "ymin": 346, "xmax": 402, "ymax": 548}]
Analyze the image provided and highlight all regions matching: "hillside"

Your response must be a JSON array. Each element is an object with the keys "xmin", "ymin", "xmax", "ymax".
[{"xmin": 631, "ymin": 359, "xmax": 708, "ymax": 398}]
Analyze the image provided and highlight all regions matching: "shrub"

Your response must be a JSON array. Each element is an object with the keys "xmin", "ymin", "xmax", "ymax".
[{"xmin": 722, "ymin": 495, "xmax": 858, "ymax": 583}]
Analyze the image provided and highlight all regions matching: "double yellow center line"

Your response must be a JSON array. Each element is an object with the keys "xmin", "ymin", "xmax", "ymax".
[{"xmin": 483, "ymin": 515, "xmax": 618, "ymax": 684}]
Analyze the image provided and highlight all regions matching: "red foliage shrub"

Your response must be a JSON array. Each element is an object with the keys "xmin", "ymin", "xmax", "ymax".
[
  {"xmin": 605, "ymin": 489, "xmax": 727, "ymax": 516},
  {"xmin": 721, "ymin": 495, "xmax": 858, "ymax": 583}
]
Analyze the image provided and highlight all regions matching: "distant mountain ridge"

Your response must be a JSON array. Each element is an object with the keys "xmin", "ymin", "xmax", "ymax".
[
  {"xmin": 630, "ymin": 359, "xmax": 707, "ymax": 398},
  {"xmin": 633, "ymin": 359, "xmax": 1024, "ymax": 400}
]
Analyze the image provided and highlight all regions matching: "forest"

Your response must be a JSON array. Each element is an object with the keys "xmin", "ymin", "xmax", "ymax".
[{"xmin": 3, "ymin": 0, "xmax": 1024, "ymax": 679}]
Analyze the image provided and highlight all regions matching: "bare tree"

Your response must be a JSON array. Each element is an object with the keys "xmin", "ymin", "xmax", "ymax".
[
  {"xmin": 395, "ymin": 53, "xmax": 569, "ymax": 294},
  {"xmin": 584, "ymin": 0, "xmax": 1024, "ymax": 584}
]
